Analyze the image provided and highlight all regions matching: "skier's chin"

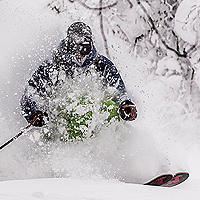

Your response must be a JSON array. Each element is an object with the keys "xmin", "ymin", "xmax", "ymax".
[{"xmin": 74, "ymin": 54, "xmax": 87, "ymax": 65}]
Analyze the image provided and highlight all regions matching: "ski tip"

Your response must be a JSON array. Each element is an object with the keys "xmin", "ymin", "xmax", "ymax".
[
  {"xmin": 144, "ymin": 174, "xmax": 173, "ymax": 186},
  {"xmin": 161, "ymin": 172, "xmax": 189, "ymax": 187},
  {"xmin": 175, "ymin": 172, "xmax": 189, "ymax": 179},
  {"xmin": 144, "ymin": 172, "xmax": 189, "ymax": 187}
]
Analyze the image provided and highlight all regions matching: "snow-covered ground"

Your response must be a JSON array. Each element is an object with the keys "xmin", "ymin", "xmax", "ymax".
[
  {"xmin": 0, "ymin": 177, "xmax": 200, "ymax": 200},
  {"xmin": 0, "ymin": 0, "xmax": 200, "ymax": 199}
]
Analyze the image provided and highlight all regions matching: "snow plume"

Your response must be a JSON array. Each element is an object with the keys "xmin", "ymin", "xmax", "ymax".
[
  {"xmin": 0, "ymin": 0, "xmax": 63, "ymax": 181},
  {"xmin": 3, "ymin": 70, "xmax": 144, "ymax": 182}
]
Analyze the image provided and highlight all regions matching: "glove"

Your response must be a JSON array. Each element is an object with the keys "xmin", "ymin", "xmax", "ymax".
[
  {"xmin": 120, "ymin": 101, "xmax": 137, "ymax": 121},
  {"xmin": 28, "ymin": 110, "xmax": 48, "ymax": 127}
]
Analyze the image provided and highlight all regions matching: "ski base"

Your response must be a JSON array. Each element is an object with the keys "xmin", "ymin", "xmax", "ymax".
[{"xmin": 144, "ymin": 172, "xmax": 189, "ymax": 187}]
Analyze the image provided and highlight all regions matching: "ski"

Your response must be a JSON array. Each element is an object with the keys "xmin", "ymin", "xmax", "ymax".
[
  {"xmin": 144, "ymin": 172, "xmax": 189, "ymax": 187},
  {"xmin": 144, "ymin": 174, "xmax": 173, "ymax": 186},
  {"xmin": 161, "ymin": 172, "xmax": 189, "ymax": 187}
]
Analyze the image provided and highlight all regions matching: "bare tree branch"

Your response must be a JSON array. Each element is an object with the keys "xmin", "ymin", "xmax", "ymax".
[
  {"xmin": 48, "ymin": 0, "xmax": 118, "ymax": 14},
  {"xmin": 115, "ymin": 24, "xmax": 131, "ymax": 43},
  {"xmin": 99, "ymin": 0, "xmax": 110, "ymax": 58},
  {"xmin": 125, "ymin": 0, "xmax": 133, "ymax": 8},
  {"xmin": 135, "ymin": 0, "xmax": 187, "ymax": 58},
  {"xmin": 47, "ymin": 0, "xmax": 66, "ymax": 14},
  {"xmin": 74, "ymin": 0, "xmax": 118, "ymax": 10}
]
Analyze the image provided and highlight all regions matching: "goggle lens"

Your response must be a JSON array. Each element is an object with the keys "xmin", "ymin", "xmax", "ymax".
[{"xmin": 80, "ymin": 43, "xmax": 92, "ymax": 56}]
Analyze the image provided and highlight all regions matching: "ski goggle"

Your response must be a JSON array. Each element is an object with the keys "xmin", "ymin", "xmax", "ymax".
[
  {"xmin": 68, "ymin": 42, "xmax": 92, "ymax": 56},
  {"xmin": 80, "ymin": 43, "xmax": 92, "ymax": 56}
]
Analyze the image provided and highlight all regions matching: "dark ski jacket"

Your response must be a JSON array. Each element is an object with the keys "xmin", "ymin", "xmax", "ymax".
[{"xmin": 20, "ymin": 40, "xmax": 133, "ymax": 122}]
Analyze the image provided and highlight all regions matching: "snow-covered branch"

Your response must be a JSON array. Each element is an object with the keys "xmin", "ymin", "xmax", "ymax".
[
  {"xmin": 135, "ymin": 0, "xmax": 188, "ymax": 58},
  {"xmin": 99, "ymin": 0, "xmax": 110, "ymax": 58}
]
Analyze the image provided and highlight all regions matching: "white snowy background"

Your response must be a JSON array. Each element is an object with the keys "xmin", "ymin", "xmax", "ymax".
[{"xmin": 0, "ymin": 0, "xmax": 200, "ymax": 199}]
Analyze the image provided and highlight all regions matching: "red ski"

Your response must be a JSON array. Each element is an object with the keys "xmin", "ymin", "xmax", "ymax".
[
  {"xmin": 144, "ymin": 174, "xmax": 173, "ymax": 186},
  {"xmin": 161, "ymin": 172, "xmax": 189, "ymax": 187},
  {"xmin": 144, "ymin": 172, "xmax": 189, "ymax": 187}
]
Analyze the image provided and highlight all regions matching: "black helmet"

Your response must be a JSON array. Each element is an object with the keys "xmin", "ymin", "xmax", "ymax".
[{"xmin": 67, "ymin": 22, "xmax": 92, "ymax": 44}]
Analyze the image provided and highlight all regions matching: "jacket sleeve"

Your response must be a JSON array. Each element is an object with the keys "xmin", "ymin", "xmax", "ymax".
[
  {"xmin": 20, "ymin": 40, "xmax": 73, "ymax": 123},
  {"xmin": 20, "ymin": 60, "xmax": 54, "ymax": 122},
  {"xmin": 94, "ymin": 55, "xmax": 134, "ymax": 107}
]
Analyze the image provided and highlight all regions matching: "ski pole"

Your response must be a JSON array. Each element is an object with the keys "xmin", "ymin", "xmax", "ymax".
[
  {"xmin": 0, "ymin": 111, "xmax": 44, "ymax": 151},
  {"xmin": 0, "ymin": 123, "xmax": 32, "ymax": 151}
]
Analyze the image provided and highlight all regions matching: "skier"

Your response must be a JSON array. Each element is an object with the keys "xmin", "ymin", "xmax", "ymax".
[{"xmin": 20, "ymin": 22, "xmax": 137, "ymax": 127}]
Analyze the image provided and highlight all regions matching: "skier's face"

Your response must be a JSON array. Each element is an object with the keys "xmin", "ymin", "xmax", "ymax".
[{"xmin": 68, "ymin": 40, "xmax": 93, "ymax": 62}]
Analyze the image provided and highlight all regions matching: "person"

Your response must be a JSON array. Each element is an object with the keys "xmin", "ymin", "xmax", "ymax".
[{"xmin": 20, "ymin": 22, "xmax": 137, "ymax": 127}]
